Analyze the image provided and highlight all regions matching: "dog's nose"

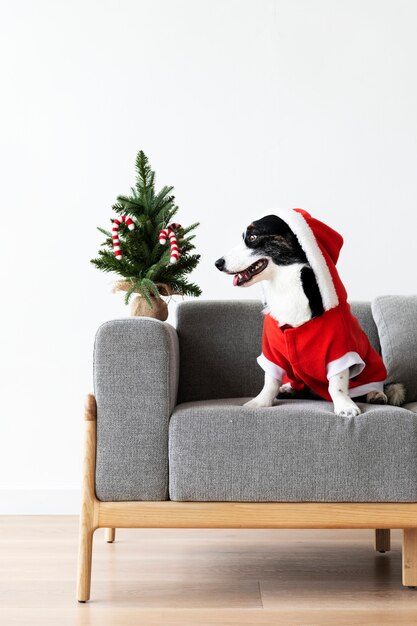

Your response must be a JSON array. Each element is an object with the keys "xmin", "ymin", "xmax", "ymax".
[{"xmin": 215, "ymin": 257, "xmax": 225, "ymax": 271}]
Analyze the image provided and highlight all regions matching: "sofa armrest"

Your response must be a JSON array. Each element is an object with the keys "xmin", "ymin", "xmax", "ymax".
[{"xmin": 93, "ymin": 318, "xmax": 179, "ymax": 502}]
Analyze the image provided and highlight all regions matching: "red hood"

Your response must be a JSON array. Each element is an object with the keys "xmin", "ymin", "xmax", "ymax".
[{"xmin": 275, "ymin": 208, "xmax": 348, "ymax": 310}]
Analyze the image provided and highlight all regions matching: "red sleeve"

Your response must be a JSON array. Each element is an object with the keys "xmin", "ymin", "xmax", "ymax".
[{"xmin": 257, "ymin": 315, "xmax": 289, "ymax": 380}]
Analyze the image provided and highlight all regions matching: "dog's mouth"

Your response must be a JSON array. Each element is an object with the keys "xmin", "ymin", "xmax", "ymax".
[{"xmin": 232, "ymin": 259, "xmax": 269, "ymax": 286}]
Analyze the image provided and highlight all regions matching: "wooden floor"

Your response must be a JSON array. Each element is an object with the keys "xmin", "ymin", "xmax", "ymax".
[{"xmin": 1, "ymin": 517, "xmax": 417, "ymax": 625}]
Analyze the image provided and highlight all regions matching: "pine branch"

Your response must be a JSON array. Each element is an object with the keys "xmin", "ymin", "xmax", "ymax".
[
  {"xmin": 135, "ymin": 150, "xmax": 154, "ymax": 197},
  {"xmin": 116, "ymin": 195, "xmax": 145, "ymax": 215},
  {"xmin": 141, "ymin": 278, "xmax": 161, "ymax": 299},
  {"xmin": 111, "ymin": 201, "xmax": 125, "ymax": 215},
  {"xmin": 137, "ymin": 282, "xmax": 153, "ymax": 307},
  {"xmin": 123, "ymin": 279, "xmax": 142, "ymax": 304},
  {"xmin": 180, "ymin": 222, "xmax": 200, "ymax": 236},
  {"xmin": 153, "ymin": 185, "xmax": 174, "ymax": 208},
  {"xmin": 97, "ymin": 226, "xmax": 112, "ymax": 238}
]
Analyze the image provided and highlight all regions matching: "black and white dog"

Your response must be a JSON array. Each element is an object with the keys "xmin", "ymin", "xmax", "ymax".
[{"xmin": 215, "ymin": 211, "xmax": 404, "ymax": 416}]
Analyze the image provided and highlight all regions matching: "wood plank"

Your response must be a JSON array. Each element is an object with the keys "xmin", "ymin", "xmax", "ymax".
[
  {"xmin": 260, "ymin": 577, "xmax": 417, "ymax": 609},
  {"xmin": 98, "ymin": 500, "xmax": 417, "ymax": 529},
  {"xmin": 0, "ymin": 580, "xmax": 262, "ymax": 609},
  {"xmin": 403, "ymin": 528, "xmax": 417, "ymax": 586},
  {"xmin": 77, "ymin": 398, "xmax": 99, "ymax": 602},
  {"xmin": 1, "ymin": 608, "xmax": 417, "ymax": 626}
]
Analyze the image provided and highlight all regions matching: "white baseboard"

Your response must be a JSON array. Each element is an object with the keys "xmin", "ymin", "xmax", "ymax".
[{"xmin": 0, "ymin": 488, "xmax": 81, "ymax": 515}]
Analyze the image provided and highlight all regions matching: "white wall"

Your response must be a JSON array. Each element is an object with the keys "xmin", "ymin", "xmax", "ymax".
[{"xmin": 1, "ymin": 0, "xmax": 416, "ymax": 513}]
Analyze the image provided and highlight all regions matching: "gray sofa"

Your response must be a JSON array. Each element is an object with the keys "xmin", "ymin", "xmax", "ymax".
[{"xmin": 77, "ymin": 296, "xmax": 417, "ymax": 601}]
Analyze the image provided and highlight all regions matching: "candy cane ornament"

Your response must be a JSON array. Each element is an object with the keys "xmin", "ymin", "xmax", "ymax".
[
  {"xmin": 159, "ymin": 223, "xmax": 182, "ymax": 264},
  {"xmin": 112, "ymin": 215, "xmax": 135, "ymax": 259}
]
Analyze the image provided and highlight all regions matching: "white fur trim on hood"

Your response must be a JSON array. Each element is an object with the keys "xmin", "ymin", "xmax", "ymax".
[{"xmin": 275, "ymin": 208, "xmax": 339, "ymax": 311}]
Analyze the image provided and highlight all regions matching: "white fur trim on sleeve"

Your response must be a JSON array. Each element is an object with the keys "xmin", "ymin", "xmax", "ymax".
[
  {"xmin": 257, "ymin": 353, "xmax": 286, "ymax": 381},
  {"xmin": 349, "ymin": 381, "xmax": 385, "ymax": 397},
  {"xmin": 326, "ymin": 351, "xmax": 366, "ymax": 380},
  {"xmin": 275, "ymin": 208, "xmax": 339, "ymax": 311}
]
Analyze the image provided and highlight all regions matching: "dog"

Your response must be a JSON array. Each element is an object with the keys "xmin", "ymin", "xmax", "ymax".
[{"xmin": 215, "ymin": 209, "xmax": 405, "ymax": 416}]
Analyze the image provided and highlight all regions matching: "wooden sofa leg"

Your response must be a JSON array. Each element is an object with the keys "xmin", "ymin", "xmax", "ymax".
[
  {"xmin": 106, "ymin": 528, "xmax": 116, "ymax": 543},
  {"xmin": 77, "ymin": 394, "xmax": 99, "ymax": 602},
  {"xmin": 77, "ymin": 526, "xmax": 95, "ymax": 602},
  {"xmin": 375, "ymin": 529, "xmax": 390, "ymax": 553},
  {"xmin": 403, "ymin": 529, "xmax": 417, "ymax": 587}
]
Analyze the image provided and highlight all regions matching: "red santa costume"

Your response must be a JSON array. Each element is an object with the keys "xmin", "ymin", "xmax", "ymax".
[{"xmin": 257, "ymin": 209, "xmax": 387, "ymax": 401}]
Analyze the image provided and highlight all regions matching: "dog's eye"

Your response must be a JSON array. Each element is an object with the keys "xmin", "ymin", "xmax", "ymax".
[{"xmin": 248, "ymin": 234, "xmax": 258, "ymax": 242}]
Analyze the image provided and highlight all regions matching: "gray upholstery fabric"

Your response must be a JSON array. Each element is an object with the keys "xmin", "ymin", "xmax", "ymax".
[
  {"xmin": 94, "ymin": 318, "xmax": 179, "ymax": 501},
  {"xmin": 169, "ymin": 398, "xmax": 417, "ymax": 502},
  {"xmin": 350, "ymin": 301, "xmax": 380, "ymax": 354},
  {"xmin": 372, "ymin": 295, "xmax": 417, "ymax": 402},
  {"xmin": 175, "ymin": 300, "xmax": 379, "ymax": 403},
  {"xmin": 176, "ymin": 300, "xmax": 265, "ymax": 403}
]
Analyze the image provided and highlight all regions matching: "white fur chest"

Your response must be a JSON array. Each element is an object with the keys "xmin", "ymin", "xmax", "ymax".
[{"xmin": 263, "ymin": 263, "xmax": 312, "ymax": 327}]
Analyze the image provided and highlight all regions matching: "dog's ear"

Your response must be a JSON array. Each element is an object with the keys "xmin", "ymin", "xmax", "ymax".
[{"xmin": 252, "ymin": 215, "xmax": 292, "ymax": 238}]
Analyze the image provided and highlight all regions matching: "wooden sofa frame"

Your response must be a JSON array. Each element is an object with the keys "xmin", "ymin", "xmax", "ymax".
[{"xmin": 77, "ymin": 394, "xmax": 417, "ymax": 601}]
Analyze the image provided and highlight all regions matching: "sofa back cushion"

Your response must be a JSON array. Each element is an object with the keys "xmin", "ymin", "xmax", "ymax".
[
  {"xmin": 176, "ymin": 300, "xmax": 264, "ymax": 402},
  {"xmin": 176, "ymin": 300, "xmax": 379, "ymax": 403},
  {"xmin": 372, "ymin": 295, "xmax": 417, "ymax": 402}
]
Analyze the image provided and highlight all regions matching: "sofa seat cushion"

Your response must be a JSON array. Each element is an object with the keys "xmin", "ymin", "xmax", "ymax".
[{"xmin": 168, "ymin": 398, "xmax": 417, "ymax": 502}]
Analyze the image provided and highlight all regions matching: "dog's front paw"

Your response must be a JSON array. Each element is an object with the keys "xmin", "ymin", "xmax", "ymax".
[
  {"xmin": 334, "ymin": 400, "xmax": 361, "ymax": 417},
  {"xmin": 244, "ymin": 397, "xmax": 274, "ymax": 408}
]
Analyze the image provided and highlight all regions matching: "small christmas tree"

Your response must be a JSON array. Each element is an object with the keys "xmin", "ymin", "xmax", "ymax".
[{"xmin": 91, "ymin": 150, "xmax": 202, "ymax": 319}]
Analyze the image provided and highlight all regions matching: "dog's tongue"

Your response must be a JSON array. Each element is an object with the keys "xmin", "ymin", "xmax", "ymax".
[{"xmin": 233, "ymin": 270, "xmax": 250, "ymax": 286}]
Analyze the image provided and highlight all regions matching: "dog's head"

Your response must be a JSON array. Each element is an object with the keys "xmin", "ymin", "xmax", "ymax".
[{"xmin": 215, "ymin": 215, "xmax": 307, "ymax": 287}]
